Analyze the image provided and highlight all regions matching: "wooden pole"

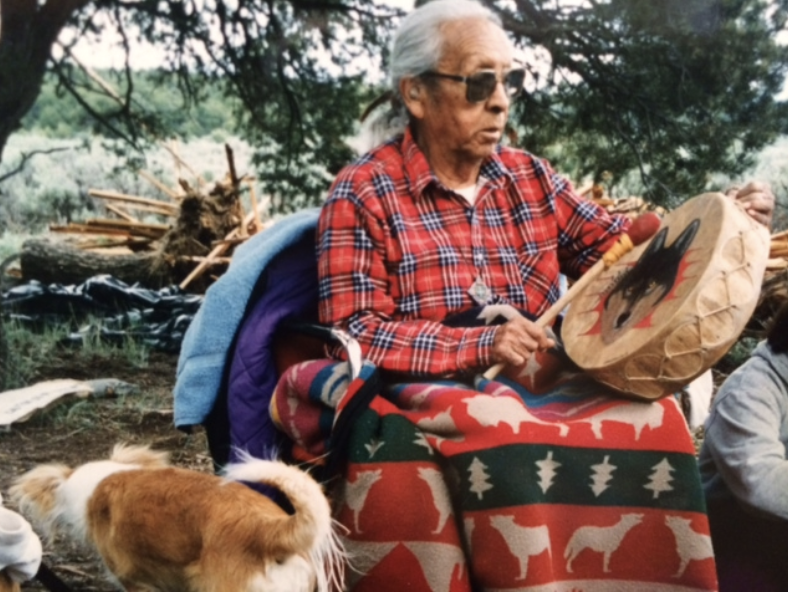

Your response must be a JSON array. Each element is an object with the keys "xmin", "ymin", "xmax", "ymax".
[
  {"xmin": 103, "ymin": 204, "xmax": 138, "ymax": 223},
  {"xmin": 85, "ymin": 218, "xmax": 170, "ymax": 232},
  {"xmin": 88, "ymin": 189, "xmax": 179, "ymax": 216},
  {"xmin": 163, "ymin": 143, "xmax": 205, "ymax": 187},
  {"xmin": 247, "ymin": 180, "xmax": 262, "ymax": 234},
  {"xmin": 224, "ymin": 144, "xmax": 247, "ymax": 238},
  {"xmin": 138, "ymin": 170, "xmax": 180, "ymax": 200},
  {"xmin": 177, "ymin": 256, "xmax": 232, "ymax": 265}
]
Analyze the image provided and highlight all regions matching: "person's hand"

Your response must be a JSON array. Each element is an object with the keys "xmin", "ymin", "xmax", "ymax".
[
  {"xmin": 491, "ymin": 316, "xmax": 555, "ymax": 367},
  {"xmin": 725, "ymin": 181, "xmax": 774, "ymax": 229}
]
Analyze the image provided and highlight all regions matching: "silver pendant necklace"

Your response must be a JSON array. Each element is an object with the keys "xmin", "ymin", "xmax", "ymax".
[
  {"xmin": 468, "ymin": 274, "xmax": 492, "ymax": 305},
  {"xmin": 450, "ymin": 179, "xmax": 492, "ymax": 305}
]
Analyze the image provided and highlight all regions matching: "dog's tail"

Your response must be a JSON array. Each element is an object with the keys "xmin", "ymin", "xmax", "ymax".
[
  {"xmin": 8, "ymin": 465, "xmax": 73, "ymax": 545},
  {"xmin": 224, "ymin": 454, "xmax": 345, "ymax": 592}
]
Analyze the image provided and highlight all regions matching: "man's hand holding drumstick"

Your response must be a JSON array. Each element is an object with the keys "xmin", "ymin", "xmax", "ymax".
[{"xmin": 491, "ymin": 316, "xmax": 556, "ymax": 369}]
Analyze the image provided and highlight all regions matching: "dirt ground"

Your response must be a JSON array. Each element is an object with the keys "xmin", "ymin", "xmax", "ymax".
[{"xmin": 0, "ymin": 348, "xmax": 212, "ymax": 591}]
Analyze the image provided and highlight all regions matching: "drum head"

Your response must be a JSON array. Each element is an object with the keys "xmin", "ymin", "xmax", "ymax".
[{"xmin": 563, "ymin": 192, "xmax": 770, "ymax": 399}]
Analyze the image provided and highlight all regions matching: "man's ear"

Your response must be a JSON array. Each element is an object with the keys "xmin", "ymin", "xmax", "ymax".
[{"xmin": 400, "ymin": 77, "xmax": 426, "ymax": 120}]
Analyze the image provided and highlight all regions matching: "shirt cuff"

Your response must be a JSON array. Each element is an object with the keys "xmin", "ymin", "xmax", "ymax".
[{"xmin": 456, "ymin": 326, "xmax": 498, "ymax": 371}]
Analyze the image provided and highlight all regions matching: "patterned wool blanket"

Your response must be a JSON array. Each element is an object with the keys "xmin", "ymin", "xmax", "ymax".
[{"xmin": 271, "ymin": 351, "xmax": 717, "ymax": 592}]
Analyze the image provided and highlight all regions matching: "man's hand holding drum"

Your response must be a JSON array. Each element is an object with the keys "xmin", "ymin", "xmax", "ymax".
[{"xmin": 726, "ymin": 181, "xmax": 775, "ymax": 228}]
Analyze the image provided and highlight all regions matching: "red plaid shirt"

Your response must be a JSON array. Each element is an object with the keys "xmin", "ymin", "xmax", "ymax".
[{"xmin": 317, "ymin": 126, "xmax": 629, "ymax": 376}]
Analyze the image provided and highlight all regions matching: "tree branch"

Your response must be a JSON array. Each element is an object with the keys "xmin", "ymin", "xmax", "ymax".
[{"xmin": 0, "ymin": 145, "xmax": 73, "ymax": 184}]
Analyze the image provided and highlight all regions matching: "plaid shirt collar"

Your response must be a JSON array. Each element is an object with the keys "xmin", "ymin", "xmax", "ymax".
[{"xmin": 401, "ymin": 125, "xmax": 512, "ymax": 201}]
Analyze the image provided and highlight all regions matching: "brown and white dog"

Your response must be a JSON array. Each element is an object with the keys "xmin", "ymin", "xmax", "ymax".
[{"xmin": 10, "ymin": 444, "xmax": 344, "ymax": 592}]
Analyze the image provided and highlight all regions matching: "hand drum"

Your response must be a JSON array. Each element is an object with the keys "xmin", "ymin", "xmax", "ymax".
[{"xmin": 562, "ymin": 192, "xmax": 770, "ymax": 399}]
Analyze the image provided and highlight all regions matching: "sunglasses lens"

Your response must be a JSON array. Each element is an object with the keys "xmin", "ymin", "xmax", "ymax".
[
  {"xmin": 465, "ymin": 69, "xmax": 525, "ymax": 102},
  {"xmin": 466, "ymin": 72, "xmax": 498, "ymax": 102},
  {"xmin": 505, "ymin": 69, "xmax": 525, "ymax": 96}
]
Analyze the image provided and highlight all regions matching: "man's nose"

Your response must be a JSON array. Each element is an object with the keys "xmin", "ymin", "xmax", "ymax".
[{"xmin": 487, "ymin": 80, "xmax": 510, "ymax": 112}]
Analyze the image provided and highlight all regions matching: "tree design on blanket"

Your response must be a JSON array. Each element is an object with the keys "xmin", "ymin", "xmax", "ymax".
[
  {"xmin": 590, "ymin": 455, "xmax": 616, "ymax": 496},
  {"xmin": 536, "ymin": 451, "xmax": 560, "ymax": 494},
  {"xmin": 645, "ymin": 458, "xmax": 676, "ymax": 499},
  {"xmin": 468, "ymin": 457, "xmax": 493, "ymax": 500}
]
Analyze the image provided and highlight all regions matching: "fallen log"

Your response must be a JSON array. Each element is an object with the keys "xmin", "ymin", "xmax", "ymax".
[{"xmin": 20, "ymin": 236, "xmax": 171, "ymax": 288}]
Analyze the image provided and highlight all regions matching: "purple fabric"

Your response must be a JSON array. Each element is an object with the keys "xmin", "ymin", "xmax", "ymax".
[
  {"xmin": 226, "ymin": 233, "xmax": 318, "ymax": 465},
  {"xmin": 707, "ymin": 497, "xmax": 788, "ymax": 591}
]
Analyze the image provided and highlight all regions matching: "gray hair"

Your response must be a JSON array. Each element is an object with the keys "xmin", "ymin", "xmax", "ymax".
[
  {"xmin": 354, "ymin": 0, "xmax": 504, "ymax": 152},
  {"xmin": 390, "ymin": 0, "xmax": 502, "ymax": 98}
]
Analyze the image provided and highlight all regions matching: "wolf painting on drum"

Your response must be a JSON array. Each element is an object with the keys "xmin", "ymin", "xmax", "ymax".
[{"xmin": 601, "ymin": 219, "xmax": 700, "ymax": 342}]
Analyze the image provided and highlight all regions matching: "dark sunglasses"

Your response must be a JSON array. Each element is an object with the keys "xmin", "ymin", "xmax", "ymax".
[{"xmin": 419, "ymin": 68, "xmax": 525, "ymax": 103}]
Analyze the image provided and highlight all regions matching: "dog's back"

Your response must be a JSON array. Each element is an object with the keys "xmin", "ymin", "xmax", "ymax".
[
  {"xmin": 87, "ymin": 466, "xmax": 310, "ymax": 591},
  {"xmin": 223, "ymin": 456, "xmax": 344, "ymax": 592}
]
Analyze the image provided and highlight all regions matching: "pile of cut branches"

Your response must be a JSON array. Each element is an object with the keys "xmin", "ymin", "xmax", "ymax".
[{"xmin": 19, "ymin": 144, "xmax": 270, "ymax": 293}]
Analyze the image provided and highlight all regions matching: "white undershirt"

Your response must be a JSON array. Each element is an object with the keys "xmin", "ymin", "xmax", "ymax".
[{"xmin": 454, "ymin": 176, "xmax": 486, "ymax": 206}]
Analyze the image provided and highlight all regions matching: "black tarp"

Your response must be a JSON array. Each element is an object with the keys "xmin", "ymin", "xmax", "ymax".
[{"xmin": 1, "ymin": 275, "xmax": 202, "ymax": 352}]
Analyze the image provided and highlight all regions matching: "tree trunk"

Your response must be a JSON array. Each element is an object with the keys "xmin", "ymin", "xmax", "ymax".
[
  {"xmin": 20, "ymin": 237, "xmax": 172, "ymax": 288},
  {"xmin": 0, "ymin": 253, "xmax": 20, "ymax": 390},
  {"xmin": 0, "ymin": 0, "xmax": 91, "ymax": 164}
]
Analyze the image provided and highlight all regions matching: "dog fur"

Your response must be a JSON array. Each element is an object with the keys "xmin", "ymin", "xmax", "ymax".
[
  {"xmin": 0, "ymin": 571, "xmax": 19, "ymax": 592},
  {"xmin": 10, "ymin": 444, "xmax": 344, "ymax": 592}
]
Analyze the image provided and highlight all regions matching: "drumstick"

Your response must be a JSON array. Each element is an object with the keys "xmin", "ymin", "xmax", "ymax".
[{"xmin": 483, "ymin": 212, "xmax": 663, "ymax": 380}]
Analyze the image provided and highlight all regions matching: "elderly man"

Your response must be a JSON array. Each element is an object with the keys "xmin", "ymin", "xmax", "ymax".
[
  {"xmin": 302, "ymin": 1, "xmax": 775, "ymax": 590},
  {"xmin": 317, "ymin": 0, "xmax": 773, "ymax": 378}
]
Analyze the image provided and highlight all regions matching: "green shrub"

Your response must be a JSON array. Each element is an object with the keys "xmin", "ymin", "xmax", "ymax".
[
  {"xmin": 717, "ymin": 336, "xmax": 760, "ymax": 376},
  {"xmin": 0, "ymin": 317, "xmax": 150, "ymax": 391}
]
